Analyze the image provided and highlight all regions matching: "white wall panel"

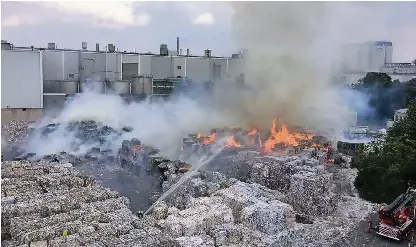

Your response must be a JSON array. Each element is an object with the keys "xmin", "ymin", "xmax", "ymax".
[
  {"xmin": 186, "ymin": 57, "xmax": 210, "ymax": 83},
  {"xmin": 64, "ymin": 51, "xmax": 80, "ymax": 80},
  {"xmin": 172, "ymin": 57, "xmax": 186, "ymax": 78},
  {"xmin": 1, "ymin": 50, "xmax": 43, "ymax": 108},
  {"xmin": 43, "ymin": 50, "xmax": 63, "ymax": 80},
  {"xmin": 151, "ymin": 56, "xmax": 172, "ymax": 79}
]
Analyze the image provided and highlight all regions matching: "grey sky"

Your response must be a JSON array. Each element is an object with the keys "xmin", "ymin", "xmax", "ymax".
[{"xmin": 1, "ymin": 1, "xmax": 415, "ymax": 61}]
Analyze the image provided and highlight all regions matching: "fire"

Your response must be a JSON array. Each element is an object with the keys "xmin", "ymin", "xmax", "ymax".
[
  {"xmin": 248, "ymin": 128, "xmax": 258, "ymax": 144},
  {"xmin": 248, "ymin": 129, "xmax": 258, "ymax": 136},
  {"xmin": 263, "ymin": 119, "xmax": 314, "ymax": 153},
  {"xmin": 197, "ymin": 133, "xmax": 217, "ymax": 144},
  {"xmin": 189, "ymin": 119, "xmax": 328, "ymax": 155},
  {"xmin": 226, "ymin": 136, "xmax": 243, "ymax": 148}
]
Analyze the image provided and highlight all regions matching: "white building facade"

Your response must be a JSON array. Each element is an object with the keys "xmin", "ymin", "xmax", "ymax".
[
  {"xmin": 386, "ymin": 108, "xmax": 408, "ymax": 128},
  {"xmin": 339, "ymin": 41, "xmax": 416, "ymax": 84}
]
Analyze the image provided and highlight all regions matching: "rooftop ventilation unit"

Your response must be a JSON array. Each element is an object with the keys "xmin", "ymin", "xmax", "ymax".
[
  {"xmin": 82, "ymin": 42, "xmax": 87, "ymax": 50},
  {"xmin": 108, "ymin": 44, "xmax": 115, "ymax": 53},
  {"xmin": 204, "ymin": 49, "xmax": 211, "ymax": 58},
  {"xmin": 160, "ymin": 44, "xmax": 168, "ymax": 56},
  {"xmin": 48, "ymin": 43, "xmax": 56, "ymax": 50},
  {"xmin": 1, "ymin": 41, "xmax": 12, "ymax": 50}
]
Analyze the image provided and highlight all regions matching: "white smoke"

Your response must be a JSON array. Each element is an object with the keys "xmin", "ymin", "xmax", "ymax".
[
  {"xmin": 23, "ymin": 2, "xmax": 398, "ymax": 158},
  {"xmin": 24, "ymin": 86, "xmax": 230, "ymax": 158}
]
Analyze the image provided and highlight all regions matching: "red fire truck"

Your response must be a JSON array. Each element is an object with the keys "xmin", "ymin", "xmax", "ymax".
[{"xmin": 368, "ymin": 186, "xmax": 416, "ymax": 244}]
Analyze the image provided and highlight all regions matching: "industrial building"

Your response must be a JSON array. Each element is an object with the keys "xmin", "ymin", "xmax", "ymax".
[
  {"xmin": 387, "ymin": 108, "xmax": 408, "ymax": 128},
  {"xmin": 339, "ymin": 41, "xmax": 416, "ymax": 84},
  {"xmin": 1, "ymin": 39, "xmax": 244, "ymax": 123}
]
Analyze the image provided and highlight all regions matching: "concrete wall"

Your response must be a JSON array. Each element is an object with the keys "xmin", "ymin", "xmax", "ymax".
[
  {"xmin": 1, "ymin": 108, "xmax": 42, "ymax": 124},
  {"xmin": 1, "ymin": 50, "xmax": 43, "ymax": 108}
]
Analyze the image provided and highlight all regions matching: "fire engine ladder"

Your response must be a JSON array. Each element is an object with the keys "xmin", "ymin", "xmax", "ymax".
[
  {"xmin": 377, "ymin": 223, "xmax": 401, "ymax": 240},
  {"xmin": 400, "ymin": 219, "xmax": 414, "ymax": 232}
]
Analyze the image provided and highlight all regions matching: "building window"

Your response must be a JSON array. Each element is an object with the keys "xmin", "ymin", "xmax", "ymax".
[
  {"xmin": 22, "ymin": 108, "xmax": 27, "ymax": 112},
  {"xmin": 177, "ymin": 66, "xmax": 182, "ymax": 70}
]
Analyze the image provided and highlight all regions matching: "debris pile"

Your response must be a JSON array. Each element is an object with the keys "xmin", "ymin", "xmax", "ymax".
[
  {"xmin": 1, "ymin": 120, "xmax": 35, "ymax": 159},
  {"xmin": 0, "ymin": 160, "xmax": 176, "ymax": 247},
  {"xmin": 143, "ymin": 146, "xmax": 376, "ymax": 247},
  {"xmin": 1, "ymin": 120, "xmax": 378, "ymax": 246}
]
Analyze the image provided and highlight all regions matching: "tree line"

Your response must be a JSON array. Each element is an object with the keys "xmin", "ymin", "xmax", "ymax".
[{"xmin": 350, "ymin": 73, "xmax": 416, "ymax": 203}]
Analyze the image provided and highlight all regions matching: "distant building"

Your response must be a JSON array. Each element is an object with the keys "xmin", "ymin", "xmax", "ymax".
[
  {"xmin": 338, "ymin": 41, "xmax": 416, "ymax": 84},
  {"xmin": 387, "ymin": 108, "xmax": 408, "ymax": 128},
  {"xmin": 340, "ymin": 41, "xmax": 393, "ymax": 73}
]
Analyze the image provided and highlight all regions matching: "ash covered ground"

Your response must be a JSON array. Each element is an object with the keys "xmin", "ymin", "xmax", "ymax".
[{"xmin": 2, "ymin": 119, "xmax": 405, "ymax": 247}]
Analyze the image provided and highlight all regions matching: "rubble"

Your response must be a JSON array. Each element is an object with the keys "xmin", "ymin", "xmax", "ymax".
[
  {"xmin": 1, "ymin": 120, "xmax": 34, "ymax": 159},
  {"xmin": 0, "ymin": 160, "xmax": 177, "ymax": 247},
  {"xmin": 2, "ymin": 120, "xmax": 379, "ymax": 247}
]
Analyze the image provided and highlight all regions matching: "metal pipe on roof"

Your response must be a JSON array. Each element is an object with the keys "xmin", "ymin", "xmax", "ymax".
[
  {"xmin": 105, "ymin": 46, "xmax": 108, "ymax": 79},
  {"xmin": 138, "ymin": 55, "xmax": 141, "ymax": 75},
  {"xmin": 184, "ymin": 57, "xmax": 187, "ymax": 78},
  {"xmin": 226, "ymin": 58, "xmax": 229, "ymax": 78},
  {"xmin": 61, "ymin": 50, "xmax": 65, "ymax": 80},
  {"xmin": 119, "ymin": 53, "xmax": 123, "ymax": 80}
]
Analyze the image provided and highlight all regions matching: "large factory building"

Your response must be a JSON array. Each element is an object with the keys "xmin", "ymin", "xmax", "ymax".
[
  {"xmin": 339, "ymin": 41, "xmax": 416, "ymax": 84},
  {"xmin": 1, "ymin": 40, "xmax": 244, "ymax": 123}
]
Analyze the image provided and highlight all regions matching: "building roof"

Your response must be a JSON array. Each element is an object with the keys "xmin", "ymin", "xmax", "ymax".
[{"xmin": 396, "ymin": 109, "xmax": 408, "ymax": 114}]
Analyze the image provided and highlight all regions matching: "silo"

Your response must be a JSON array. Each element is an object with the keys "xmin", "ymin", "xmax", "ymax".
[
  {"xmin": 131, "ymin": 76, "xmax": 153, "ymax": 95},
  {"xmin": 143, "ymin": 76, "xmax": 153, "ymax": 94},
  {"xmin": 61, "ymin": 80, "xmax": 79, "ymax": 95},
  {"xmin": 110, "ymin": 80, "xmax": 130, "ymax": 94},
  {"xmin": 80, "ymin": 79, "xmax": 105, "ymax": 94},
  {"xmin": 131, "ymin": 77, "xmax": 142, "ymax": 94}
]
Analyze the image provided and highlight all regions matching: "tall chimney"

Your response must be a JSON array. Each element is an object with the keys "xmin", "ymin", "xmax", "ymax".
[
  {"xmin": 186, "ymin": 48, "xmax": 190, "ymax": 56},
  {"xmin": 96, "ymin": 43, "xmax": 100, "ymax": 52},
  {"xmin": 177, "ymin": 37, "xmax": 180, "ymax": 56}
]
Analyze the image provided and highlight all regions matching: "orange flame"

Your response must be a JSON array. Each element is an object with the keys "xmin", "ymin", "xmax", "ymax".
[
  {"xmin": 263, "ymin": 119, "xmax": 314, "ymax": 153},
  {"xmin": 226, "ymin": 136, "xmax": 243, "ymax": 148},
  {"xmin": 248, "ymin": 129, "xmax": 258, "ymax": 136},
  {"xmin": 197, "ymin": 133, "xmax": 217, "ymax": 144}
]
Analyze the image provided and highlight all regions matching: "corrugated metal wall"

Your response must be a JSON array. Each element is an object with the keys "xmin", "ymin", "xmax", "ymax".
[{"xmin": 1, "ymin": 50, "xmax": 43, "ymax": 108}]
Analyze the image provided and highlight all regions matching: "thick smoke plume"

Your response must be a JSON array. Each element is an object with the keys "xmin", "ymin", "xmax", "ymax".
[
  {"xmin": 23, "ymin": 2, "xmax": 395, "ymax": 158},
  {"xmin": 211, "ymin": 2, "xmax": 391, "ymax": 134}
]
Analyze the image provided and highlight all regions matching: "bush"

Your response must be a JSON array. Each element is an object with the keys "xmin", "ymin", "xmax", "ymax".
[{"xmin": 354, "ymin": 100, "xmax": 416, "ymax": 203}]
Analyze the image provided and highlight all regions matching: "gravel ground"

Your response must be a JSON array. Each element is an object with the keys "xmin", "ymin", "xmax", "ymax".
[
  {"xmin": 331, "ymin": 213, "xmax": 409, "ymax": 247},
  {"xmin": 1, "ymin": 120, "xmax": 35, "ymax": 159}
]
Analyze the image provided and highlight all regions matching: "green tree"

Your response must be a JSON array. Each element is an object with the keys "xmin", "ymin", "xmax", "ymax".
[
  {"xmin": 404, "ymin": 78, "xmax": 416, "ymax": 105},
  {"xmin": 354, "ymin": 100, "xmax": 416, "ymax": 203}
]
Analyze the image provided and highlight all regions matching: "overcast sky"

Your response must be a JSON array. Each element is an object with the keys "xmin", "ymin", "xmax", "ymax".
[{"xmin": 1, "ymin": 1, "xmax": 415, "ymax": 61}]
